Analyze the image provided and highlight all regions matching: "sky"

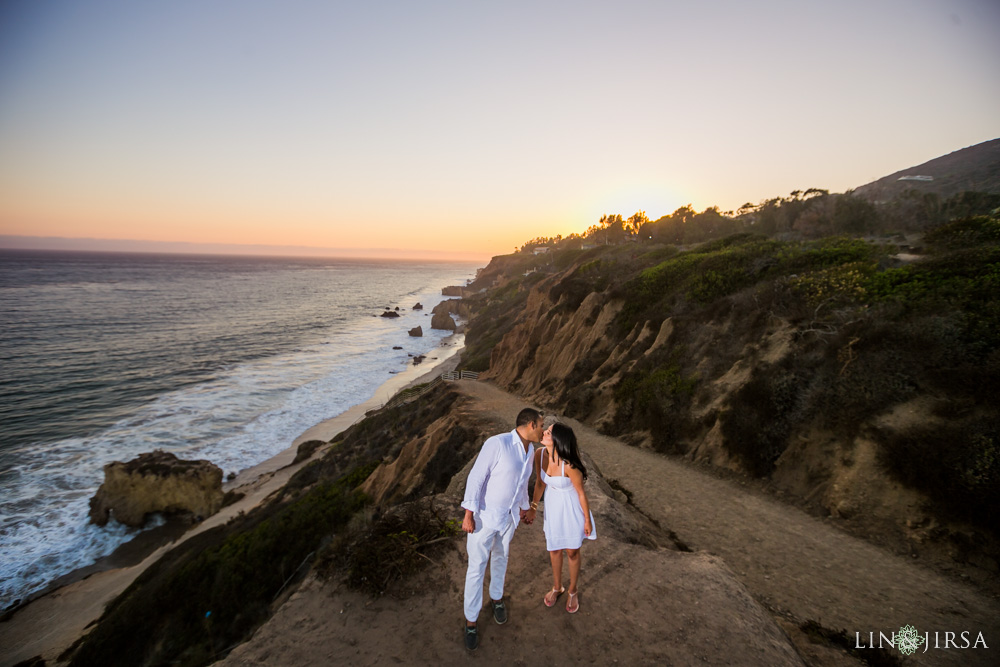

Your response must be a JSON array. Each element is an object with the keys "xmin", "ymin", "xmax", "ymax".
[{"xmin": 1, "ymin": 0, "xmax": 998, "ymax": 261}]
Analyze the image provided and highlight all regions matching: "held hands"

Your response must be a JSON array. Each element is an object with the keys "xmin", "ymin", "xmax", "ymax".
[{"xmin": 521, "ymin": 508, "xmax": 537, "ymax": 525}]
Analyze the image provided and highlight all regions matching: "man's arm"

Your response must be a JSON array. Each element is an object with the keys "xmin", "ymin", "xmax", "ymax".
[
  {"xmin": 460, "ymin": 436, "xmax": 501, "ymax": 531},
  {"xmin": 523, "ymin": 447, "xmax": 544, "ymax": 525},
  {"xmin": 516, "ymin": 446, "xmax": 535, "ymax": 523}
]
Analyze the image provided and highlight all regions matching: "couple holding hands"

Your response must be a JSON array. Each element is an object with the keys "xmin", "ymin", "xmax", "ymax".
[{"xmin": 460, "ymin": 408, "xmax": 596, "ymax": 651}]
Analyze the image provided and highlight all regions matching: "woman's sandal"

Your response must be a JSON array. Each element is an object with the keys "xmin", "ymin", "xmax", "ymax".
[
  {"xmin": 566, "ymin": 591, "xmax": 579, "ymax": 613},
  {"xmin": 543, "ymin": 586, "xmax": 565, "ymax": 607}
]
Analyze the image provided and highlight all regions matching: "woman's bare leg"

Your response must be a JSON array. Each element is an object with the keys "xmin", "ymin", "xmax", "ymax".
[
  {"xmin": 544, "ymin": 550, "xmax": 564, "ymax": 606},
  {"xmin": 566, "ymin": 548, "xmax": 581, "ymax": 594},
  {"xmin": 549, "ymin": 549, "xmax": 563, "ymax": 590},
  {"xmin": 566, "ymin": 548, "xmax": 581, "ymax": 612}
]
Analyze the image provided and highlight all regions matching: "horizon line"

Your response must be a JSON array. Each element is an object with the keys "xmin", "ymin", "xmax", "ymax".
[{"xmin": 0, "ymin": 235, "xmax": 492, "ymax": 263}]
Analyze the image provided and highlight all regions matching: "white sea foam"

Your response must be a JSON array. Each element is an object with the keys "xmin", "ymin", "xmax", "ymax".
[{"xmin": 0, "ymin": 280, "xmax": 468, "ymax": 608}]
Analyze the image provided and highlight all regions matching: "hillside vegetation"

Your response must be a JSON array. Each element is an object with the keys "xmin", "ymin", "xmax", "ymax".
[
  {"xmin": 68, "ymin": 388, "xmax": 486, "ymax": 667},
  {"xmin": 461, "ymin": 213, "xmax": 1000, "ymax": 567}
]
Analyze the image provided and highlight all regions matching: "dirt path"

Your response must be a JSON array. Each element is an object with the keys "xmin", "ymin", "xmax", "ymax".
[
  {"xmin": 457, "ymin": 380, "xmax": 1000, "ymax": 666},
  {"xmin": 220, "ymin": 498, "xmax": 803, "ymax": 667}
]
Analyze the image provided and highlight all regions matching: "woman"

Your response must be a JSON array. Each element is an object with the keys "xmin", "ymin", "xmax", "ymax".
[{"xmin": 531, "ymin": 422, "xmax": 596, "ymax": 613}]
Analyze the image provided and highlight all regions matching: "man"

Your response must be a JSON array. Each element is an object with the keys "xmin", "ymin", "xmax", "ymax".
[{"xmin": 460, "ymin": 407, "xmax": 543, "ymax": 651}]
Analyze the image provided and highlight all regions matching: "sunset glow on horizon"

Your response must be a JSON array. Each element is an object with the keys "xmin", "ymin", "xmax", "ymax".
[{"xmin": 1, "ymin": 0, "xmax": 998, "ymax": 260}]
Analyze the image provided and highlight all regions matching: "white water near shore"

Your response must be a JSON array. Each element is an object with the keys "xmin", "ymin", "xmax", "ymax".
[{"xmin": 0, "ymin": 252, "xmax": 478, "ymax": 609}]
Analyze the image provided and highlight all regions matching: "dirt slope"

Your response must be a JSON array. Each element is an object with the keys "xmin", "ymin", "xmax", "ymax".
[
  {"xmin": 456, "ymin": 380, "xmax": 1000, "ymax": 667},
  {"xmin": 219, "ymin": 432, "xmax": 803, "ymax": 667}
]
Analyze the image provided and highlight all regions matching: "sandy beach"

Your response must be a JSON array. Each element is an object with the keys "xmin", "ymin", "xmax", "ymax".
[{"xmin": 0, "ymin": 334, "xmax": 465, "ymax": 667}]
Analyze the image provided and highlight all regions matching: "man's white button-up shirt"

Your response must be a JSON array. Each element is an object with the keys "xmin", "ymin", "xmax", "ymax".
[{"xmin": 462, "ymin": 428, "xmax": 535, "ymax": 531}]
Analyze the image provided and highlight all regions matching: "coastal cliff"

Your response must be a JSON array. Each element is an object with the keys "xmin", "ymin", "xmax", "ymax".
[
  {"xmin": 44, "ymin": 218, "xmax": 1000, "ymax": 667},
  {"xmin": 460, "ymin": 222, "xmax": 1000, "ymax": 570}
]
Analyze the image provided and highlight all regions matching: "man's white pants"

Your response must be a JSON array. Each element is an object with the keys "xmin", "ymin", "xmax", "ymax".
[{"xmin": 464, "ymin": 514, "xmax": 516, "ymax": 623}]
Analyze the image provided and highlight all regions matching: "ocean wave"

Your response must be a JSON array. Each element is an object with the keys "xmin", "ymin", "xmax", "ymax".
[{"xmin": 0, "ymin": 257, "xmax": 476, "ymax": 608}]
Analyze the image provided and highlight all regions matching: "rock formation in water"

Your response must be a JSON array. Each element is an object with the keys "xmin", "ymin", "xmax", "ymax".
[
  {"xmin": 408, "ymin": 326, "xmax": 423, "ymax": 337},
  {"xmin": 89, "ymin": 450, "xmax": 224, "ymax": 528},
  {"xmin": 430, "ymin": 301, "xmax": 456, "ymax": 330}
]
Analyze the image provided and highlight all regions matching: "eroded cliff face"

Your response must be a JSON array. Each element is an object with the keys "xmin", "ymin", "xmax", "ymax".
[
  {"xmin": 360, "ymin": 397, "xmax": 486, "ymax": 506},
  {"xmin": 464, "ymin": 243, "xmax": 999, "ymax": 568},
  {"xmin": 483, "ymin": 290, "xmax": 622, "ymax": 398}
]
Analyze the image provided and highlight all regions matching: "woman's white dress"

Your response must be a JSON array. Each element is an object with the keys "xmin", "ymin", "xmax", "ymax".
[{"xmin": 541, "ymin": 450, "xmax": 597, "ymax": 551}]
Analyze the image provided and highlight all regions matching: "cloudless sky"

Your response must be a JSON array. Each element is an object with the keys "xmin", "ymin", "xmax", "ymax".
[{"xmin": 1, "ymin": 0, "xmax": 998, "ymax": 260}]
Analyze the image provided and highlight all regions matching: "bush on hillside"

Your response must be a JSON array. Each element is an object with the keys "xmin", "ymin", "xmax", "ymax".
[
  {"xmin": 319, "ymin": 499, "xmax": 461, "ymax": 596},
  {"xmin": 613, "ymin": 357, "xmax": 698, "ymax": 453},
  {"xmin": 70, "ymin": 465, "xmax": 373, "ymax": 667},
  {"xmin": 877, "ymin": 417, "xmax": 1000, "ymax": 532},
  {"xmin": 719, "ymin": 363, "xmax": 811, "ymax": 476}
]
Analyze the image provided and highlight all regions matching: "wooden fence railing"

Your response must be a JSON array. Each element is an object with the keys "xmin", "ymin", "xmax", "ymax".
[{"xmin": 365, "ymin": 370, "xmax": 479, "ymax": 416}]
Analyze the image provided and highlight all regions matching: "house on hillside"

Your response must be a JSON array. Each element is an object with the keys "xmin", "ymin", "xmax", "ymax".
[{"xmin": 533, "ymin": 246, "xmax": 550, "ymax": 255}]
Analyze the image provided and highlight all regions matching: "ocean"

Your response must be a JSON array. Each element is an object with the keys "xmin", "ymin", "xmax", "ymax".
[{"xmin": 0, "ymin": 249, "xmax": 480, "ymax": 609}]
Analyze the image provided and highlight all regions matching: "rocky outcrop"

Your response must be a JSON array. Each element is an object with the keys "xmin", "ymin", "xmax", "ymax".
[
  {"xmin": 89, "ymin": 450, "xmax": 224, "ymax": 528},
  {"xmin": 435, "ymin": 297, "xmax": 472, "ymax": 318},
  {"xmin": 380, "ymin": 309, "xmax": 400, "ymax": 318},
  {"xmin": 430, "ymin": 311, "xmax": 455, "ymax": 330},
  {"xmin": 430, "ymin": 301, "xmax": 456, "ymax": 331},
  {"xmin": 408, "ymin": 326, "xmax": 422, "ymax": 337},
  {"xmin": 413, "ymin": 302, "xmax": 423, "ymax": 310}
]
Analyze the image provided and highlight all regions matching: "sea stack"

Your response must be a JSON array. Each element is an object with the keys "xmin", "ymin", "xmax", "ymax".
[
  {"xmin": 89, "ymin": 450, "xmax": 224, "ymax": 528},
  {"xmin": 430, "ymin": 301, "xmax": 457, "ymax": 331}
]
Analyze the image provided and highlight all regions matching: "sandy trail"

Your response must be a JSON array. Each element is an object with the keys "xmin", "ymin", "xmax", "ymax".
[{"xmin": 457, "ymin": 380, "xmax": 1000, "ymax": 666}]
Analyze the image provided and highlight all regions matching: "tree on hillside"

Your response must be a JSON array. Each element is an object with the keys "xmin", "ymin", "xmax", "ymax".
[
  {"xmin": 832, "ymin": 194, "xmax": 879, "ymax": 234},
  {"xmin": 688, "ymin": 206, "xmax": 734, "ymax": 242},
  {"xmin": 590, "ymin": 214, "xmax": 626, "ymax": 245},
  {"xmin": 626, "ymin": 211, "xmax": 648, "ymax": 236}
]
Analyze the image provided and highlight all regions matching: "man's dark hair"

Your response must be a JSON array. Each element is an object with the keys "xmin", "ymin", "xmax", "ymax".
[{"xmin": 515, "ymin": 407, "xmax": 542, "ymax": 428}]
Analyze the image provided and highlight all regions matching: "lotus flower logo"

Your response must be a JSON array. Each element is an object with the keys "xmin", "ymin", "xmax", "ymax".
[{"xmin": 896, "ymin": 625, "xmax": 925, "ymax": 656}]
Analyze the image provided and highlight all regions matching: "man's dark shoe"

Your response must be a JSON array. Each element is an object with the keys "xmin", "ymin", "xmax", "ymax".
[
  {"xmin": 464, "ymin": 624, "xmax": 479, "ymax": 651},
  {"xmin": 491, "ymin": 598, "xmax": 508, "ymax": 625}
]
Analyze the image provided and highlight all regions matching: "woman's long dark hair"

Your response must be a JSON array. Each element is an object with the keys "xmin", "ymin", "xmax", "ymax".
[{"xmin": 551, "ymin": 423, "xmax": 587, "ymax": 480}]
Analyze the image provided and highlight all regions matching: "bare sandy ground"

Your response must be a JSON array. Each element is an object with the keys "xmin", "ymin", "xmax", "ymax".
[
  {"xmin": 454, "ymin": 381, "xmax": 1000, "ymax": 667},
  {"xmin": 0, "ymin": 339, "xmax": 463, "ymax": 667},
  {"xmin": 219, "ymin": 459, "xmax": 804, "ymax": 667}
]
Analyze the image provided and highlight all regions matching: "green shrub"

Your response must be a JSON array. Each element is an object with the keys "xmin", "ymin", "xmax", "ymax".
[
  {"xmin": 877, "ymin": 417, "xmax": 1000, "ymax": 531},
  {"xmin": 70, "ymin": 465, "xmax": 373, "ymax": 667},
  {"xmin": 720, "ymin": 365, "xmax": 809, "ymax": 476},
  {"xmin": 924, "ymin": 215, "xmax": 1000, "ymax": 249},
  {"xmin": 613, "ymin": 361, "xmax": 698, "ymax": 452},
  {"xmin": 321, "ymin": 500, "xmax": 461, "ymax": 595},
  {"xmin": 788, "ymin": 262, "xmax": 872, "ymax": 306},
  {"xmin": 614, "ymin": 234, "xmax": 786, "ymax": 330}
]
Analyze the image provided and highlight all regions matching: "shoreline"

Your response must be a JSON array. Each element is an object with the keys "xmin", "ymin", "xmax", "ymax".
[
  {"xmin": 0, "ymin": 333, "xmax": 465, "ymax": 666},
  {"xmin": 226, "ymin": 332, "xmax": 465, "ymax": 488}
]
